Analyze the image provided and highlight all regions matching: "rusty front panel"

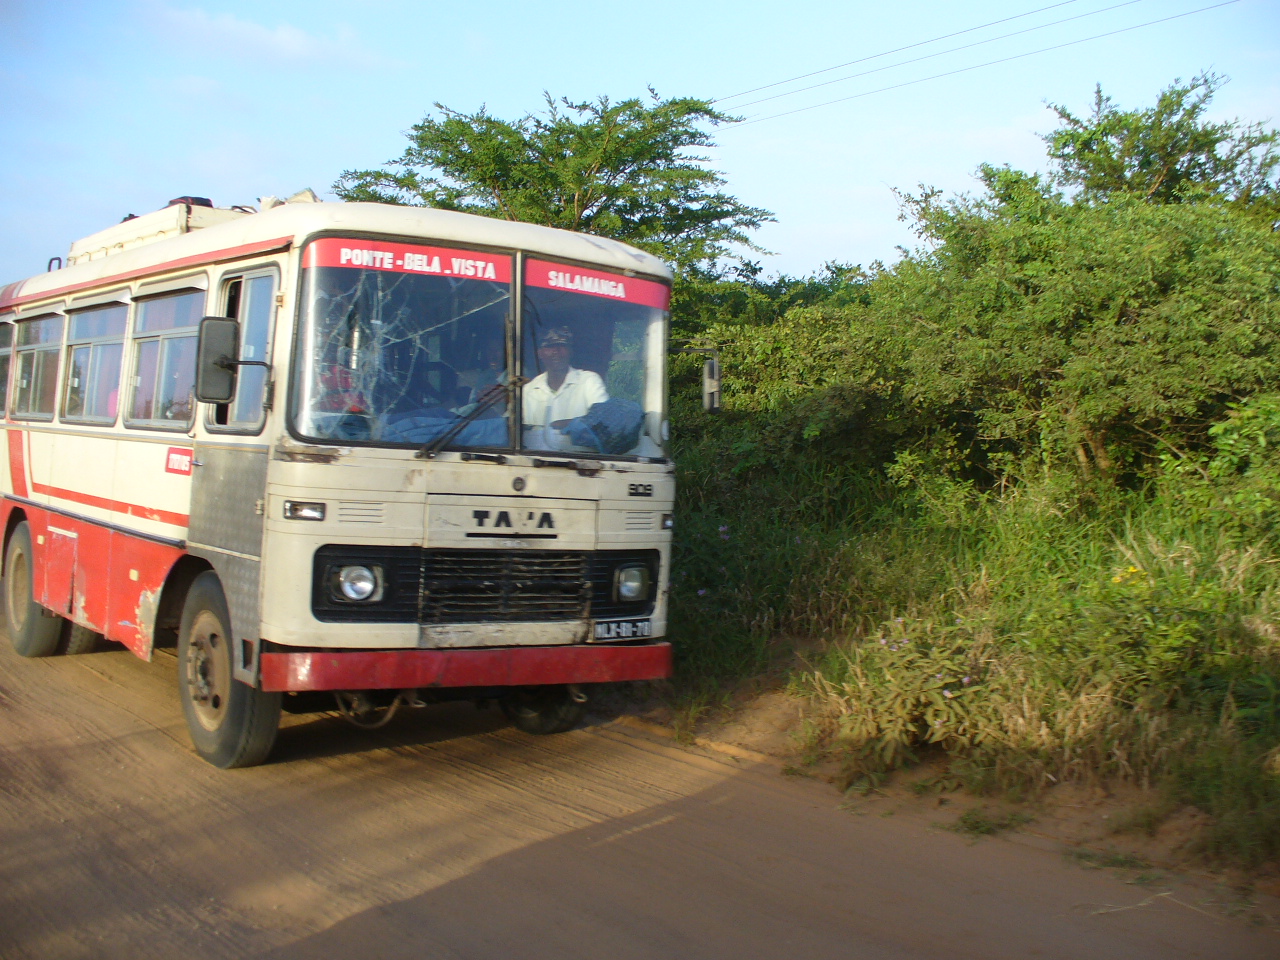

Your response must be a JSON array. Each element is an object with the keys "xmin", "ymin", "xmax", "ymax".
[{"xmin": 105, "ymin": 530, "xmax": 185, "ymax": 657}]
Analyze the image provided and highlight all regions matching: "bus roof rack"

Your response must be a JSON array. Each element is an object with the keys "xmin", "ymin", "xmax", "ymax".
[
  {"xmin": 167, "ymin": 196, "xmax": 214, "ymax": 208},
  {"xmin": 67, "ymin": 198, "xmax": 248, "ymax": 266}
]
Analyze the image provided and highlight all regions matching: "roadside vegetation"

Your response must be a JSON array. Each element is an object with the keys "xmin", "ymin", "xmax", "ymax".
[
  {"xmin": 666, "ymin": 74, "xmax": 1280, "ymax": 867},
  {"xmin": 344, "ymin": 75, "xmax": 1280, "ymax": 866}
]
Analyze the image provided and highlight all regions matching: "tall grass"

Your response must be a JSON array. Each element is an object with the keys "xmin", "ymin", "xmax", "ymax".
[{"xmin": 667, "ymin": 424, "xmax": 1280, "ymax": 865}]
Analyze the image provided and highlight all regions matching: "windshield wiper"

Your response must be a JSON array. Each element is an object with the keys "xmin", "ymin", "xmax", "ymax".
[{"xmin": 416, "ymin": 376, "xmax": 528, "ymax": 460}]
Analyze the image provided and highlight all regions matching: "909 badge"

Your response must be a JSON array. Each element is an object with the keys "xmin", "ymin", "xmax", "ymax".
[{"xmin": 593, "ymin": 618, "xmax": 653, "ymax": 640}]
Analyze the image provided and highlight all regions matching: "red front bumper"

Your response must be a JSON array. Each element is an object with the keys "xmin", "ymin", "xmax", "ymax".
[{"xmin": 259, "ymin": 641, "xmax": 672, "ymax": 693}]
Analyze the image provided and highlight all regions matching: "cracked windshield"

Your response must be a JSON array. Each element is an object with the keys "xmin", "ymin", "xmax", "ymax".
[
  {"xmin": 294, "ymin": 238, "xmax": 513, "ymax": 449},
  {"xmin": 294, "ymin": 241, "xmax": 670, "ymax": 458}
]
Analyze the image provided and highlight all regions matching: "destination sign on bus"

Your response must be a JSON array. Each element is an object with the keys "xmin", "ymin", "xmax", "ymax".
[
  {"xmin": 525, "ymin": 259, "xmax": 670, "ymax": 310},
  {"xmin": 303, "ymin": 238, "xmax": 512, "ymax": 282}
]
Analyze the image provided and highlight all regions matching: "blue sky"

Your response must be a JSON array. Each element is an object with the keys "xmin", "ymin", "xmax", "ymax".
[{"xmin": 2, "ymin": 0, "xmax": 1277, "ymax": 284}]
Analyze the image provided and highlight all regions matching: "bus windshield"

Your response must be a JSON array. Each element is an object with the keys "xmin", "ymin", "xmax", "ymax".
[
  {"xmin": 293, "ymin": 240, "xmax": 669, "ymax": 458},
  {"xmin": 293, "ymin": 239, "xmax": 514, "ymax": 449},
  {"xmin": 520, "ymin": 259, "xmax": 668, "ymax": 458}
]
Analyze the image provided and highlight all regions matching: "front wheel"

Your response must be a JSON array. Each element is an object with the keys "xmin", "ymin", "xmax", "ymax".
[
  {"xmin": 4, "ymin": 522, "xmax": 62, "ymax": 658},
  {"xmin": 178, "ymin": 571, "xmax": 281, "ymax": 768},
  {"xmin": 501, "ymin": 685, "xmax": 586, "ymax": 735}
]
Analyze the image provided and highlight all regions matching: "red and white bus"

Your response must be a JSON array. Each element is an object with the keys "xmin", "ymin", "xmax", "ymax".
[{"xmin": 0, "ymin": 195, "xmax": 674, "ymax": 767}]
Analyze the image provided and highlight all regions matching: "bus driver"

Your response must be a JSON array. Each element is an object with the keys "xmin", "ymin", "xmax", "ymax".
[{"xmin": 522, "ymin": 326, "xmax": 607, "ymax": 451}]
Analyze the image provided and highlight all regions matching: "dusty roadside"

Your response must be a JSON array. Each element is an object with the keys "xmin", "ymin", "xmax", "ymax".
[
  {"xmin": 1, "ymin": 641, "xmax": 1277, "ymax": 959},
  {"xmin": 625, "ymin": 685, "xmax": 1280, "ymax": 915}
]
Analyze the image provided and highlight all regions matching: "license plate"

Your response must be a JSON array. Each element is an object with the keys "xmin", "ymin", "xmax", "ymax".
[{"xmin": 593, "ymin": 619, "xmax": 652, "ymax": 641}]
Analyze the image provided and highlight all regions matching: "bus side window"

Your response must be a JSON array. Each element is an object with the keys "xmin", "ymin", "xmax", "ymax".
[
  {"xmin": 211, "ymin": 273, "xmax": 274, "ymax": 432},
  {"xmin": 12, "ymin": 314, "xmax": 64, "ymax": 420},
  {"xmin": 127, "ymin": 290, "xmax": 203, "ymax": 429},
  {"xmin": 0, "ymin": 323, "xmax": 13, "ymax": 415},
  {"xmin": 62, "ymin": 303, "xmax": 128, "ymax": 423}
]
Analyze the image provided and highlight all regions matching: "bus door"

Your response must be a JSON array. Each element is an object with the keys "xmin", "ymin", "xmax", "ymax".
[{"xmin": 187, "ymin": 269, "xmax": 277, "ymax": 683}]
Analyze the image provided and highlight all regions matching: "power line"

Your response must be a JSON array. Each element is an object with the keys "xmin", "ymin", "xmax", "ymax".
[
  {"xmin": 731, "ymin": 0, "xmax": 1149, "ymax": 113},
  {"xmin": 726, "ymin": 0, "xmax": 1241, "ymax": 129},
  {"xmin": 713, "ymin": 0, "xmax": 1086, "ymax": 104}
]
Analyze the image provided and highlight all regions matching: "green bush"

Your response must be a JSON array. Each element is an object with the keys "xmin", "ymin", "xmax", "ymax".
[{"xmin": 662, "ymin": 77, "xmax": 1280, "ymax": 865}]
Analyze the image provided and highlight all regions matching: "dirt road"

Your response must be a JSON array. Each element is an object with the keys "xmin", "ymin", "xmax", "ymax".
[{"xmin": 0, "ymin": 639, "xmax": 1274, "ymax": 960}]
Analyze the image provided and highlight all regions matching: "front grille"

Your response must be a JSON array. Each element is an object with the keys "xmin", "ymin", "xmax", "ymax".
[
  {"xmin": 423, "ymin": 551, "xmax": 589, "ymax": 623},
  {"xmin": 312, "ymin": 547, "xmax": 658, "ymax": 624}
]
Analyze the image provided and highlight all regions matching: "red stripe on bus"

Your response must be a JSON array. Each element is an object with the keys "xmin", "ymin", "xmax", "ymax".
[
  {"xmin": 7, "ymin": 430, "xmax": 28, "ymax": 498},
  {"xmin": 0, "ymin": 236, "xmax": 293, "ymax": 311},
  {"xmin": 260, "ymin": 641, "xmax": 673, "ymax": 692},
  {"xmin": 29, "ymin": 481, "xmax": 188, "ymax": 527}
]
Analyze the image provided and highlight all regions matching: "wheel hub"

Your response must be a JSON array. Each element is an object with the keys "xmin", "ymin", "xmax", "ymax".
[{"xmin": 186, "ymin": 612, "xmax": 229, "ymax": 732}]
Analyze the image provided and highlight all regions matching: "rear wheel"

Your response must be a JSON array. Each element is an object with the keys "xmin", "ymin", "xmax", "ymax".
[
  {"xmin": 60, "ymin": 623, "xmax": 102, "ymax": 655},
  {"xmin": 178, "ymin": 571, "xmax": 281, "ymax": 768},
  {"xmin": 501, "ymin": 685, "xmax": 586, "ymax": 735},
  {"xmin": 4, "ymin": 522, "xmax": 62, "ymax": 658}
]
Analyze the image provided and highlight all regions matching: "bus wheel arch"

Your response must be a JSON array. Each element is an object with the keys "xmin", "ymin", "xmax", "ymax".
[{"xmin": 152, "ymin": 555, "xmax": 212, "ymax": 651}]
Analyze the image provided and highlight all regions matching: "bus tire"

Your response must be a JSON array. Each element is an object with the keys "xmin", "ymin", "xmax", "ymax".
[
  {"xmin": 500, "ymin": 685, "xmax": 586, "ymax": 735},
  {"xmin": 4, "ymin": 522, "xmax": 63, "ymax": 658},
  {"xmin": 61, "ymin": 623, "xmax": 102, "ymax": 655},
  {"xmin": 178, "ymin": 571, "xmax": 281, "ymax": 768}
]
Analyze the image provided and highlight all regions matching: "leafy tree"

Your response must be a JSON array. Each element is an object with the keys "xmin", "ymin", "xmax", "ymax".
[
  {"xmin": 695, "ymin": 161, "xmax": 1280, "ymax": 484},
  {"xmin": 883, "ymin": 169, "xmax": 1280, "ymax": 479},
  {"xmin": 334, "ymin": 91, "xmax": 772, "ymax": 273},
  {"xmin": 670, "ymin": 260, "xmax": 869, "ymax": 339},
  {"xmin": 1045, "ymin": 73, "xmax": 1279, "ymax": 216}
]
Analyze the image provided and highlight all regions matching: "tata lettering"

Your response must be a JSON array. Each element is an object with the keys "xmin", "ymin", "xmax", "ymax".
[{"xmin": 473, "ymin": 510, "xmax": 555, "ymax": 530}]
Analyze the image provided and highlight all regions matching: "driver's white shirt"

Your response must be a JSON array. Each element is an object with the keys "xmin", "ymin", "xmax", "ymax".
[{"xmin": 522, "ymin": 367, "xmax": 607, "ymax": 449}]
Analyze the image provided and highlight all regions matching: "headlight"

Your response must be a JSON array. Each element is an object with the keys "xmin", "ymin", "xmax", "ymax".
[
  {"xmin": 334, "ymin": 565, "xmax": 381, "ymax": 602},
  {"xmin": 614, "ymin": 564, "xmax": 650, "ymax": 602},
  {"xmin": 284, "ymin": 500, "xmax": 326, "ymax": 521}
]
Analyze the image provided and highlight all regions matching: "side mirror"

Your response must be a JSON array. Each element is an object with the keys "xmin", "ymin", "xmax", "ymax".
[
  {"xmin": 195, "ymin": 316, "xmax": 239, "ymax": 403},
  {"xmin": 702, "ymin": 356, "xmax": 721, "ymax": 413}
]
